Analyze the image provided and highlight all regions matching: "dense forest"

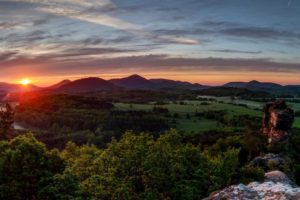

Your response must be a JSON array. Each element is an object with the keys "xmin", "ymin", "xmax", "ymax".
[
  {"xmin": 14, "ymin": 91, "xmax": 266, "ymax": 148},
  {"xmin": 1, "ymin": 91, "xmax": 300, "ymax": 199},
  {"xmin": 1, "ymin": 124, "xmax": 300, "ymax": 199}
]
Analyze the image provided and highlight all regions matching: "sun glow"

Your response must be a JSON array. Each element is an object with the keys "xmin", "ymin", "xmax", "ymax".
[{"xmin": 20, "ymin": 79, "xmax": 31, "ymax": 85}]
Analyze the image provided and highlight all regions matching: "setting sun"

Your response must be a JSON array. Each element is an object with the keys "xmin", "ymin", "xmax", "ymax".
[{"xmin": 20, "ymin": 79, "xmax": 31, "ymax": 85}]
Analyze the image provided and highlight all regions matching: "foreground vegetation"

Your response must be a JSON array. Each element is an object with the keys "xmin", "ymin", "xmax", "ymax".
[
  {"xmin": 2, "ymin": 127, "xmax": 300, "ymax": 200},
  {"xmin": 1, "ymin": 90, "xmax": 300, "ymax": 199},
  {"xmin": 14, "ymin": 91, "xmax": 299, "ymax": 149},
  {"xmin": 0, "ymin": 130, "xmax": 262, "ymax": 200}
]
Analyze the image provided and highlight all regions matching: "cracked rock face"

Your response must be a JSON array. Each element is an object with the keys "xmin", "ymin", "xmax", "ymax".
[
  {"xmin": 250, "ymin": 153, "xmax": 286, "ymax": 171},
  {"xmin": 263, "ymin": 100, "xmax": 294, "ymax": 147},
  {"xmin": 204, "ymin": 101, "xmax": 297, "ymax": 200},
  {"xmin": 204, "ymin": 171, "xmax": 300, "ymax": 200}
]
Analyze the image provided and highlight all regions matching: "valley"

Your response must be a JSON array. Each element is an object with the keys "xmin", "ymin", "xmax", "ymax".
[
  {"xmin": 1, "ymin": 81, "xmax": 300, "ymax": 199},
  {"xmin": 2, "ymin": 1, "xmax": 300, "ymax": 199}
]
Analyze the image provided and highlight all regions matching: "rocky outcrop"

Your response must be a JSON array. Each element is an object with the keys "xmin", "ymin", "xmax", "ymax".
[
  {"xmin": 204, "ymin": 100, "xmax": 298, "ymax": 200},
  {"xmin": 204, "ymin": 170, "xmax": 300, "ymax": 200},
  {"xmin": 263, "ymin": 100, "xmax": 294, "ymax": 148},
  {"xmin": 250, "ymin": 153, "xmax": 287, "ymax": 171}
]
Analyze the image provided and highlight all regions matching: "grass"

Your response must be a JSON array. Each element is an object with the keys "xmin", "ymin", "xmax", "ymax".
[
  {"xmin": 197, "ymin": 96, "xmax": 263, "ymax": 109},
  {"xmin": 114, "ymin": 99, "xmax": 300, "ymax": 131},
  {"xmin": 294, "ymin": 117, "xmax": 300, "ymax": 128},
  {"xmin": 174, "ymin": 118, "xmax": 222, "ymax": 133},
  {"xmin": 115, "ymin": 101, "xmax": 261, "ymax": 116},
  {"xmin": 114, "ymin": 100, "xmax": 262, "ymax": 133},
  {"xmin": 289, "ymin": 103, "xmax": 300, "ymax": 111}
]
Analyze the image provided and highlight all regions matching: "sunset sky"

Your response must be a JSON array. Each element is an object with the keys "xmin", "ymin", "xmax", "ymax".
[{"xmin": 0, "ymin": 0, "xmax": 300, "ymax": 86}]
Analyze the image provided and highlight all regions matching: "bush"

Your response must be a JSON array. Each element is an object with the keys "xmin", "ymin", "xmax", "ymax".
[
  {"xmin": 0, "ymin": 134, "xmax": 65, "ymax": 200},
  {"xmin": 62, "ymin": 130, "xmax": 241, "ymax": 199}
]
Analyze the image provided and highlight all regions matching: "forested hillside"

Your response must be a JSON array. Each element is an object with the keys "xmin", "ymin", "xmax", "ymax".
[{"xmin": 1, "ymin": 92, "xmax": 300, "ymax": 199}]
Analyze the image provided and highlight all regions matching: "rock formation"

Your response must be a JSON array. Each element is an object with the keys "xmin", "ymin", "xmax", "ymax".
[
  {"xmin": 263, "ymin": 100, "xmax": 294, "ymax": 149},
  {"xmin": 250, "ymin": 153, "xmax": 287, "ymax": 171},
  {"xmin": 204, "ymin": 171, "xmax": 300, "ymax": 200},
  {"xmin": 204, "ymin": 100, "xmax": 298, "ymax": 200}
]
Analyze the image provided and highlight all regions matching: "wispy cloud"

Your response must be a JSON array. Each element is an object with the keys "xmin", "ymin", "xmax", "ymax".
[
  {"xmin": 11, "ymin": 0, "xmax": 198, "ymax": 45},
  {"xmin": 198, "ymin": 20, "xmax": 300, "ymax": 43},
  {"xmin": 1, "ymin": 0, "xmax": 300, "ymax": 84},
  {"xmin": 220, "ymin": 27, "xmax": 300, "ymax": 40},
  {"xmin": 0, "ymin": 51, "xmax": 18, "ymax": 62},
  {"xmin": 0, "ymin": 22, "xmax": 21, "ymax": 29},
  {"xmin": 210, "ymin": 49, "xmax": 262, "ymax": 54},
  {"xmin": 2, "ymin": 53, "xmax": 300, "ymax": 74}
]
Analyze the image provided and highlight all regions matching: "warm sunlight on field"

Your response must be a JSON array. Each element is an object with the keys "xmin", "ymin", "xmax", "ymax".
[{"xmin": 19, "ymin": 79, "xmax": 31, "ymax": 85}]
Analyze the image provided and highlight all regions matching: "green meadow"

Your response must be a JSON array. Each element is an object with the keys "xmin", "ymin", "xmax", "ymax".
[
  {"xmin": 114, "ymin": 100, "xmax": 260, "ymax": 133},
  {"xmin": 115, "ymin": 98, "xmax": 300, "ymax": 132}
]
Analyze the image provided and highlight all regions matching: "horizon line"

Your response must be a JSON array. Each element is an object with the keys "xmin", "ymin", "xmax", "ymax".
[{"xmin": 6, "ymin": 74, "xmax": 300, "ymax": 87}]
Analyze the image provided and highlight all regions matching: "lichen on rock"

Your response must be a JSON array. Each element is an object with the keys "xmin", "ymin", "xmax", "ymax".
[
  {"xmin": 204, "ymin": 100, "xmax": 299, "ymax": 200},
  {"xmin": 262, "ymin": 100, "xmax": 294, "ymax": 150},
  {"xmin": 204, "ymin": 170, "xmax": 300, "ymax": 200}
]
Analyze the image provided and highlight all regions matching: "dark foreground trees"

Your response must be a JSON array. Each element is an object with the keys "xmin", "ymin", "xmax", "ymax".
[
  {"xmin": 0, "ymin": 130, "xmax": 245, "ymax": 200},
  {"xmin": 0, "ymin": 134, "xmax": 66, "ymax": 200},
  {"xmin": 0, "ymin": 103, "xmax": 14, "ymax": 139}
]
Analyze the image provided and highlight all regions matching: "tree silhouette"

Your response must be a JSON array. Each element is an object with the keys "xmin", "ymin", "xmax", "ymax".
[{"xmin": 0, "ymin": 103, "xmax": 15, "ymax": 139}]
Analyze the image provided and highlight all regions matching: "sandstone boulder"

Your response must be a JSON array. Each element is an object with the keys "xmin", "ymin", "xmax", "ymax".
[
  {"xmin": 250, "ymin": 153, "xmax": 287, "ymax": 171},
  {"xmin": 204, "ymin": 170, "xmax": 300, "ymax": 200},
  {"xmin": 263, "ymin": 100, "xmax": 294, "ymax": 148}
]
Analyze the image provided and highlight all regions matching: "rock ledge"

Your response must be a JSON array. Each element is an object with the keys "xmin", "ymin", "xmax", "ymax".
[{"xmin": 204, "ymin": 170, "xmax": 300, "ymax": 200}]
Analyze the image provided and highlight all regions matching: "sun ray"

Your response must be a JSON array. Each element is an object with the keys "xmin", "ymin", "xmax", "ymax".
[{"xmin": 20, "ymin": 79, "xmax": 31, "ymax": 85}]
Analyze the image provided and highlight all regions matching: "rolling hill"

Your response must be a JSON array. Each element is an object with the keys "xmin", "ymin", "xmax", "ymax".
[
  {"xmin": 150, "ymin": 78, "xmax": 209, "ymax": 90},
  {"xmin": 56, "ymin": 77, "xmax": 120, "ymax": 93},
  {"xmin": 48, "ymin": 80, "xmax": 71, "ymax": 89},
  {"xmin": 224, "ymin": 80, "xmax": 282, "ymax": 90},
  {"xmin": 109, "ymin": 74, "xmax": 156, "ymax": 90},
  {"xmin": 223, "ymin": 80, "xmax": 300, "ymax": 95},
  {"xmin": 0, "ymin": 76, "xmax": 299, "ymax": 95},
  {"xmin": 110, "ymin": 74, "xmax": 209, "ymax": 90}
]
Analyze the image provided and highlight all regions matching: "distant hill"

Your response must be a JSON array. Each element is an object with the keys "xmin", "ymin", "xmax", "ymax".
[
  {"xmin": 0, "ymin": 90, "xmax": 7, "ymax": 101},
  {"xmin": 109, "ymin": 74, "xmax": 209, "ymax": 90},
  {"xmin": 284, "ymin": 85, "xmax": 300, "ymax": 94},
  {"xmin": 150, "ymin": 79, "xmax": 209, "ymax": 90},
  {"xmin": 48, "ymin": 80, "xmax": 71, "ymax": 89},
  {"xmin": 0, "ymin": 82, "xmax": 40, "ymax": 93},
  {"xmin": 198, "ymin": 87, "xmax": 270, "ymax": 97},
  {"xmin": 223, "ymin": 80, "xmax": 300, "ymax": 95},
  {"xmin": 109, "ymin": 74, "xmax": 156, "ymax": 90},
  {"xmin": 1, "ymin": 76, "xmax": 298, "ymax": 95},
  {"xmin": 224, "ymin": 80, "xmax": 282, "ymax": 90},
  {"xmin": 56, "ymin": 77, "xmax": 120, "ymax": 93}
]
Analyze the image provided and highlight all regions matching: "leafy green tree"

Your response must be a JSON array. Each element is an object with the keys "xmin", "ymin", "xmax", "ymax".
[
  {"xmin": 0, "ymin": 134, "xmax": 65, "ymax": 200},
  {"xmin": 62, "ymin": 130, "xmax": 240, "ymax": 199},
  {"xmin": 0, "ymin": 103, "xmax": 14, "ymax": 139},
  {"xmin": 201, "ymin": 148, "xmax": 240, "ymax": 193},
  {"xmin": 38, "ymin": 173, "xmax": 83, "ymax": 200}
]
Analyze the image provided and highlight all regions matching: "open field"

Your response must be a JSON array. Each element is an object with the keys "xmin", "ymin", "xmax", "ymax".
[
  {"xmin": 295, "ymin": 117, "xmax": 300, "ymax": 128},
  {"xmin": 198, "ymin": 96, "xmax": 300, "ymax": 128},
  {"xmin": 175, "ymin": 118, "xmax": 222, "ymax": 132},
  {"xmin": 114, "ymin": 100, "xmax": 262, "ymax": 133},
  {"xmin": 115, "ymin": 98, "xmax": 300, "ymax": 132},
  {"xmin": 115, "ymin": 101, "xmax": 261, "ymax": 116}
]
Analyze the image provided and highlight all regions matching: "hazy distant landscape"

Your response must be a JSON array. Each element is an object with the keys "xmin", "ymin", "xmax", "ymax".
[
  {"xmin": 1, "ymin": 75, "xmax": 300, "ymax": 199},
  {"xmin": 1, "ymin": 74, "xmax": 299, "ymax": 135},
  {"xmin": 1, "ymin": 0, "xmax": 300, "ymax": 199}
]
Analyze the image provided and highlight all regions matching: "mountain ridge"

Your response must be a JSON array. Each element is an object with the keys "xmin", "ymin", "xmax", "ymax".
[
  {"xmin": 0, "ymin": 76, "xmax": 299, "ymax": 94},
  {"xmin": 55, "ymin": 77, "xmax": 120, "ymax": 93},
  {"xmin": 48, "ymin": 79, "xmax": 72, "ymax": 89},
  {"xmin": 109, "ymin": 74, "xmax": 155, "ymax": 90},
  {"xmin": 224, "ymin": 80, "xmax": 282, "ymax": 89},
  {"xmin": 223, "ymin": 80, "xmax": 300, "ymax": 94}
]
